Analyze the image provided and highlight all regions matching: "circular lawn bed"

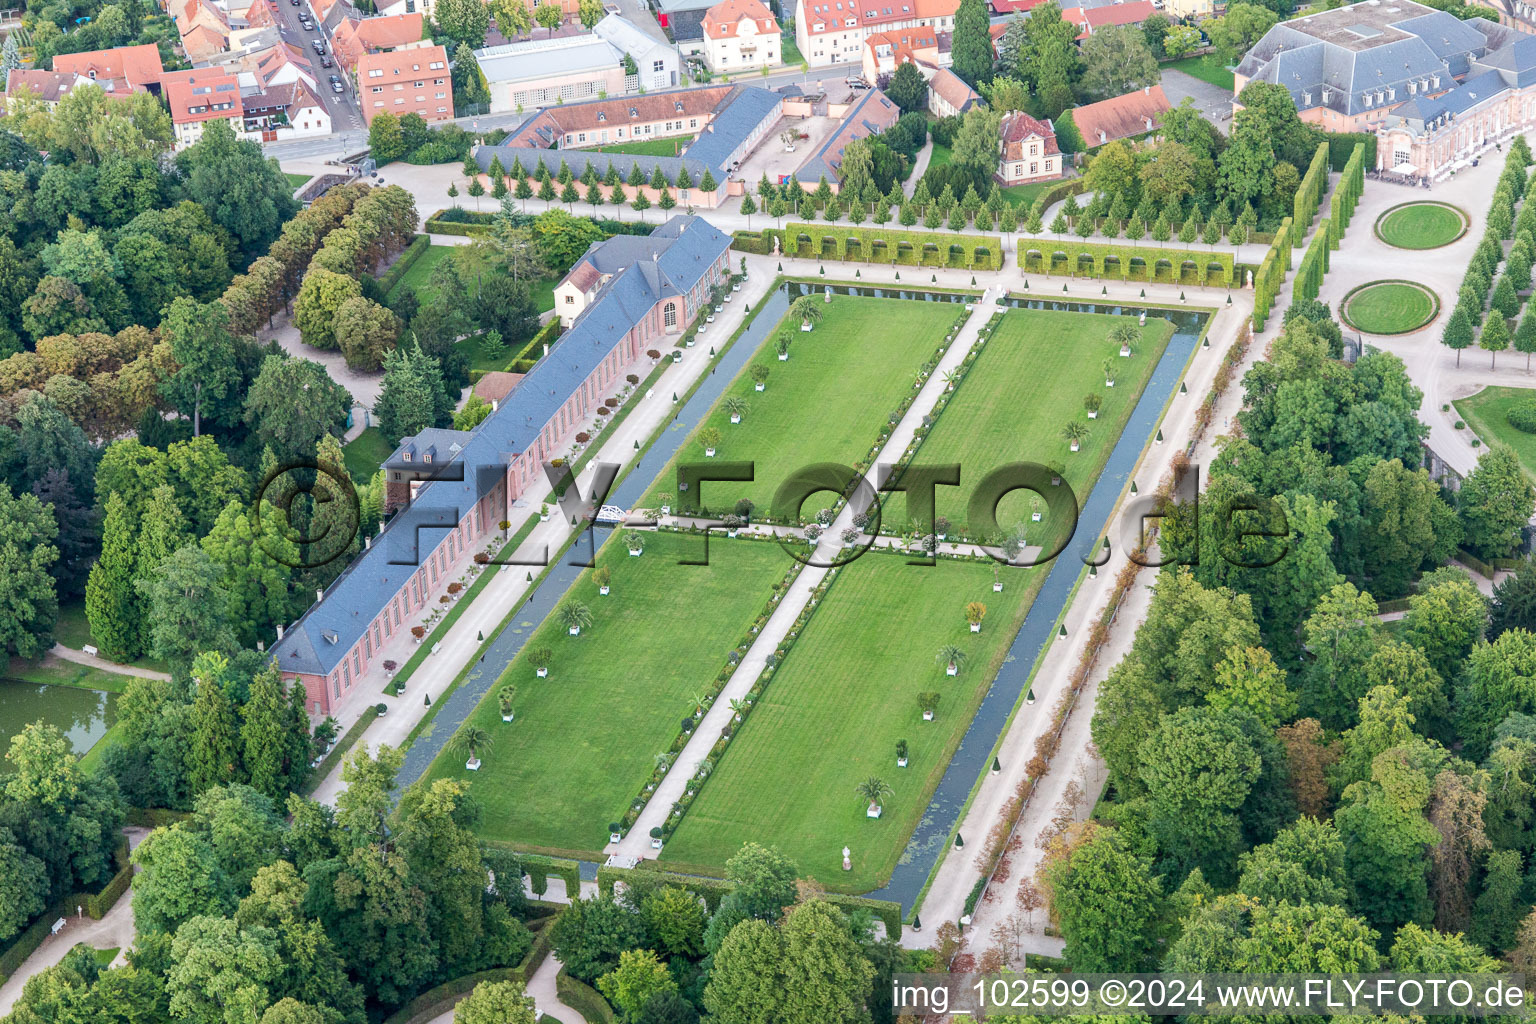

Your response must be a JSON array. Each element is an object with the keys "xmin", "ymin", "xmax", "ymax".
[
  {"xmin": 1340, "ymin": 280, "xmax": 1440, "ymax": 335},
  {"xmin": 1374, "ymin": 201, "xmax": 1468, "ymax": 249}
]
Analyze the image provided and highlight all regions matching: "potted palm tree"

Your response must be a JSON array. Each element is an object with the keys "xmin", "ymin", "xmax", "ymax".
[
  {"xmin": 896, "ymin": 739, "xmax": 909, "ymax": 768},
  {"xmin": 530, "ymin": 646, "xmax": 551, "ymax": 678},
  {"xmin": 751, "ymin": 363, "xmax": 770, "ymax": 391},
  {"xmin": 776, "ymin": 334, "xmax": 791, "ymax": 361},
  {"xmin": 560, "ymin": 601, "xmax": 592, "ymax": 636},
  {"xmin": 1103, "ymin": 359, "xmax": 1116, "ymax": 388},
  {"xmin": 1048, "ymin": 460, "xmax": 1065, "ymax": 487},
  {"xmin": 594, "ymin": 566, "xmax": 611, "ymax": 595},
  {"xmin": 498, "ymin": 686, "xmax": 516, "ymax": 722},
  {"xmin": 1063, "ymin": 421, "xmax": 1089, "ymax": 452},
  {"xmin": 1084, "ymin": 393, "xmax": 1102, "ymax": 419},
  {"xmin": 917, "ymin": 691, "xmax": 940, "ymax": 721},
  {"xmin": 935, "ymin": 516, "xmax": 950, "ymax": 541},
  {"xmin": 451, "ymin": 725, "xmax": 491, "ymax": 771},
  {"xmin": 965, "ymin": 601, "xmax": 987, "ymax": 633},
  {"xmin": 690, "ymin": 692, "xmax": 711, "ymax": 718},
  {"xmin": 791, "ymin": 295, "xmax": 823, "ymax": 331},
  {"xmin": 700, "ymin": 427, "xmax": 722, "ymax": 458},
  {"xmin": 941, "ymin": 369, "xmax": 960, "ymax": 391},
  {"xmin": 723, "ymin": 395, "xmax": 749, "ymax": 424},
  {"xmin": 729, "ymin": 698, "xmax": 746, "ymax": 721},
  {"xmin": 654, "ymin": 492, "xmax": 673, "ymax": 517},
  {"xmin": 1111, "ymin": 322, "xmax": 1139, "ymax": 357},
  {"xmin": 993, "ymin": 566, "xmax": 1003, "ymax": 592},
  {"xmin": 540, "ymin": 502, "xmax": 551, "ymax": 522},
  {"xmin": 858, "ymin": 776, "xmax": 892, "ymax": 818},
  {"xmin": 649, "ymin": 826, "xmax": 664, "ymax": 850},
  {"xmin": 937, "ymin": 644, "xmax": 966, "ymax": 677},
  {"xmin": 608, "ymin": 822, "xmax": 623, "ymax": 844},
  {"xmin": 1031, "ymin": 496, "xmax": 1043, "ymax": 522},
  {"xmin": 626, "ymin": 531, "xmax": 646, "ymax": 556}
]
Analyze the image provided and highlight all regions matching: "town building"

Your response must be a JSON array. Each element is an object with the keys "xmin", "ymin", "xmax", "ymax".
[
  {"xmin": 273, "ymin": 216, "xmax": 732, "ymax": 717},
  {"xmin": 701, "ymin": 0, "xmax": 780, "ymax": 72},
  {"xmin": 927, "ymin": 66, "xmax": 979, "ymax": 116},
  {"xmin": 52, "ymin": 44, "xmax": 165, "ymax": 93},
  {"xmin": 1235, "ymin": 0, "xmax": 1536, "ymax": 176},
  {"xmin": 2, "ymin": 70, "xmax": 97, "ymax": 107},
  {"xmin": 657, "ymin": 0, "xmax": 723, "ymax": 51},
  {"xmin": 1071, "ymin": 83, "xmax": 1170, "ymax": 147},
  {"xmin": 792, "ymin": 86, "xmax": 900, "ymax": 184},
  {"xmin": 162, "ymin": 68, "xmax": 244, "ymax": 148},
  {"xmin": 330, "ymin": 12, "xmax": 425, "ymax": 70},
  {"xmin": 860, "ymin": 25, "xmax": 943, "ymax": 80},
  {"xmin": 171, "ymin": 0, "xmax": 232, "ymax": 61},
  {"xmin": 475, "ymin": 14, "xmax": 678, "ymax": 113},
  {"xmin": 995, "ymin": 109, "xmax": 1063, "ymax": 185},
  {"xmin": 794, "ymin": 0, "xmax": 960, "ymax": 68},
  {"xmin": 356, "ymin": 43, "xmax": 452, "ymax": 124},
  {"xmin": 1060, "ymin": 0, "xmax": 1156, "ymax": 38}
]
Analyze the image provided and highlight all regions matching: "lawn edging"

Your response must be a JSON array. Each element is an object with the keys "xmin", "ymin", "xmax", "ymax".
[
  {"xmin": 1373, "ymin": 200, "xmax": 1469, "ymax": 250},
  {"xmin": 1339, "ymin": 279, "xmax": 1440, "ymax": 336}
]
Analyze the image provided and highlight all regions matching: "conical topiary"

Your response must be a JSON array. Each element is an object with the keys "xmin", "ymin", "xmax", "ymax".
[
  {"xmin": 634, "ymin": 439, "xmax": 640, "ymax": 449},
  {"xmin": 1179, "ymin": 381, "xmax": 1187, "ymax": 394},
  {"xmin": 526, "ymin": 572, "xmax": 533, "ymax": 582},
  {"xmin": 477, "ymin": 630, "xmax": 483, "ymax": 641},
  {"xmin": 992, "ymin": 756, "xmax": 1001, "ymax": 773},
  {"xmin": 1130, "ymin": 480, "xmax": 1138, "ymax": 494},
  {"xmin": 424, "ymin": 692, "xmax": 431, "ymax": 707},
  {"xmin": 953, "ymin": 833, "xmax": 964, "ymax": 848}
]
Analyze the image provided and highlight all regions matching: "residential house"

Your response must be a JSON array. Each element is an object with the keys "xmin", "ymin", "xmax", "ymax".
[
  {"xmin": 1060, "ymin": 0, "xmax": 1156, "ymax": 38},
  {"xmin": 793, "ymin": 86, "xmax": 899, "ymax": 185},
  {"xmin": 795, "ymin": 0, "xmax": 960, "ymax": 68},
  {"xmin": 995, "ymin": 109, "xmax": 1063, "ymax": 184},
  {"xmin": 162, "ymin": 68, "xmax": 243, "ymax": 148},
  {"xmin": 860, "ymin": 25, "xmax": 940, "ymax": 80},
  {"xmin": 3, "ymin": 69, "xmax": 96, "ymax": 108},
  {"xmin": 1071, "ymin": 83, "xmax": 1170, "ymax": 146},
  {"xmin": 356, "ymin": 44, "xmax": 452, "ymax": 124},
  {"xmin": 927, "ymin": 66, "xmax": 978, "ymax": 116},
  {"xmin": 331, "ymin": 12, "xmax": 424, "ymax": 70},
  {"xmin": 52, "ymin": 44, "xmax": 164, "ymax": 93},
  {"xmin": 701, "ymin": 0, "xmax": 780, "ymax": 72},
  {"xmin": 273, "ymin": 216, "xmax": 732, "ymax": 717}
]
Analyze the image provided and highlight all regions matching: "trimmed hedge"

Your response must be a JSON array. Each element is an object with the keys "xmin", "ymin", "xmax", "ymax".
[
  {"xmin": 731, "ymin": 228, "xmax": 782, "ymax": 255},
  {"xmin": 423, "ymin": 216, "xmax": 489, "ymax": 237},
  {"xmin": 125, "ymin": 807, "xmax": 191, "ymax": 828},
  {"xmin": 596, "ymin": 864, "xmax": 904, "ymax": 937},
  {"xmin": 1294, "ymin": 218, "xmax": 1332, "ymax": 302},
  {"xmin": 1507, "ymin": 399, "xmax": 1536, "ymax": 433},
  {"xmin": 1292, "ymin": 141, "xmax": 1332, "ymax": 244},
  {"xmin": 0, "ymin": 839, "xmax": 134, "ymax": 983},
  {"xmin": 1252, "ymin": 216, "xmax": 1293, "ymax": 330},
  {"xmin": 1330, "ymin": 142, "xmax": 1367, "ymax": 248},
  {"xmin": 779, "ymin": 222, "xmax": 1004, "ymax": 270},
  {"xmin": 376, "ymin": 233, "xmax": 431, "ymax": 295},
  {"xmin": 1017, "ymin": 237, "xmax": 1236, "ymax": 286},
  {"xmin": 517, "ymin": 853, "xmax": 581, "ymax": 898},
  {"xmin": 379, "ymin": 917, "xmax": 556, "ymax": 1024},
  {"xmin": 556, "ymin": 969, "xmax": 617, "ymax": 1023},
  {"xmin": 1027, "ymin": 178, "xmax": 1088, "ymax": 221},
  {"xmin": 1327, "ymin": 132, "xmax": 1377, "ymax": 172}
]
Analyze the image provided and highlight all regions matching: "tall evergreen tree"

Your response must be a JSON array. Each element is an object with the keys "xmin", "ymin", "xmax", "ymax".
[
  {"xmin": 951, "ymin": 0, "xmax": 994, "ymax": 88},
  {"xmin": 85, "ymin": 491, "xmax": 140, "ymax": 660},
  {"xmin": 186, "ymin": 651, "xmax": 239, "ymax": 794},
  {"xmin": 240, "ymin": 662, "xmax": 292, "ymax": 801}
]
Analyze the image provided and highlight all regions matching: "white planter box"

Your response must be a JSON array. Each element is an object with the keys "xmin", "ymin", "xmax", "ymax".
[
  {"xmin": 1106, "ymin": 379, "xmax": 1115, "ymax": 387},
  {"xmin": 1120, "ymin": 346, "xmax": 1131, "ymax": 357},
  {"xmin": 923, "ymin": 710, "xmax": 934, "ymax": 721},
  {"xmin": 569, "ymin": 626, "xmax": 581, "ymax": 635},
  {"xmin": 630, "ymin": 548, "xmax": 643, "ymax": 556},
  {"xmin": 866, "ymin": 804, "xmax": 882, "ymax": 819},
  {"xmin": 660, "ymin": 505, "xmax": 671, "ymax": 516},
  {"xmin": 715, "ymin": 304, "xmax": 723, "ymax": 312},
  {"xmin": 536, "ymin": 666, "xmax": 548, "ymax": 677},
  {"xmin": 732, "ymin": 283, "xmax": 741, "ymax": 292},
  {"xmin": 730, "ymin": 414, "xmax": 741, "ymax": 423},
  {"xmin": 705, "ymin": 447, "xmax": 717, "ymax": 457},
  {"xmin": 755, "ymin": 382, "xmax": 765, "ymax": 391},
  {"xmin": 651, "ymin": 838, "xmax": 663, "ymax": 849},
  {"xmin": 970, "ymin": 622, "xmax": 981, "ymax": 632},
  {"xmin": 1088, "ymin": 410, "xmax": 1098, "ymax": 419},
  {"xmin": 1070, "ymin": 441, "xmax": 1080, "ymax": 452},
  {"xmin": 610, "ymin": 832, "xmax": 622, "ymax": 843},
  {"xmin": 946, "ymin": 663, "xmax": 957, "ymax": 676},
  {"xmin": 540, "ymin": 513, "xmax": 550, "ymax": 522},
  {"xmin": 778, "ymin": 352, "xmax": 789, "ymax": 361},
  {"xmin": 727, "ymin": 529, "xmax": 739, "ymax": 538},
  {"xmin": 993, "ymin": 582, "xmax": 1003, "ymax": 592},
  {"xmin": 687, "ymin": 339, "xmax": 696, "ymax": 347},
  {"xmin": 465, "ymin": 758, "xmax": 481, "ymax": 771},
  {"xmin": 502, "ymin": 713, "xmax": 514, "ymax": 722},
  {"xmin": 800, "ymin": 322, "xmax": 813, "ymax": 332},
  {"xmin": 897, "ymin": 757, "xmax": 908, "ymax": 768},
  {"xmin": 599, "ymin": 585, "xmax": 610, "ymax": 595},
  {"xmin": 1032, "ymin": 512, "xmax": 1042, "ymax": 522}
]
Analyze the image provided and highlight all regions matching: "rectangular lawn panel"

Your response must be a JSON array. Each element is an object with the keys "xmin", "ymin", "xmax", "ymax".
[
  {"xmin": 651, "ymin": 294, "xmax": 962, "ymax": 516},
  {"xmin": 419, "ymin": 531, "xmax": 794, "ymax": 858},
  {"xmin": 660, "ymin": 550, "xmax": 1040, "ymax": 891},
  {"xmin": 880, "ymin": 307, "xmax": 1173, "ymax": 546},
  {"xmin": 1455, "ymin": 385, "xmax": 1536, "ymax": 483}
]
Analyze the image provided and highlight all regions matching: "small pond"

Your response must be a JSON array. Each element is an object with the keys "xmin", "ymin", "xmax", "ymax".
[{"xmin": 0, "ymin": 681, "xmax": 119, "ymax": 764}]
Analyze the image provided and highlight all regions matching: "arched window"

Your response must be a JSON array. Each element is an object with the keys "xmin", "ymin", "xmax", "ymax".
[{"xmin": 663, "ymin": 301, "xmax": 678, "ymax": 328}]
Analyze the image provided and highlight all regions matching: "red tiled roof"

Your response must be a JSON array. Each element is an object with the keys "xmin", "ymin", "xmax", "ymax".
[
  {"xmin": 865, "ymin": 26, "xmax": 938, "ymax": 66},
  {"xmin": 1060, "ymin": 0, "xmax": 1154, "ymax": 38},
  {"xmin": 702, "ymin": 0, "xmax": 778, "ymax": 39},
  {"xmin": 473, "ymin": 371, "xmax": 525, "ymax": 404},
  {"xmin": 355, "ymin": 44, "xmax": 449, "ymax": 84},
  {"xmin": 5, "ymin": 69, "xmax": 90, "ymax": 103},
  {"xmin": 999, "ymin": 109, "xmax": 1059, "ymax": 156},
  {"xmin": 161, "ymin": 68, "xmax": 243, "ymax": 123},
  {"xmin": 988, "ymin": 0, "xmax": 1039, "ymax": 11},
  {"xmin": 507, "ymin": 85, "xmax": 737, "ymax": 145},
  {"xmin": 564, "ymin": 261, "xmax": 603, "ymax": 293},
  {"xmin": 1071, "ymin": 84, "xmax": 1171, "ymax": 146},
  {"xmin": 928, "ymin": 67, "xmax": 979, "ymax": 111},
  {"xmin": 799, "ymin": 0, "xmax": 958, "ymax": 38},
  {"xmin": 52, "ymin": 44, "xmax": 164, "ymax": 89}
]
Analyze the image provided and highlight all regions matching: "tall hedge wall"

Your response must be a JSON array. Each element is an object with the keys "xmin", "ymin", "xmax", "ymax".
[
  {"xmin": 780, "ymin": 223, "xmax": 1005, "ymax": 270},
  {"xmin": 1017, "ymin": 238, "xmax": 1237, "ymax": 286}
]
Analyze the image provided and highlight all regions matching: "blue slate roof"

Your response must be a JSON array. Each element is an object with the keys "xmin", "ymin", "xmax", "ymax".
[
  {"xmin": 794, "ymin": 88, "xmax": 898, "ymax": 182},
  {"xmin": 271, "ymin": 215, "xmax": 732, "ymax": 678},
  {"xmin": 681, "ymin": 86, "xmax": 783, "ymax": 174}
]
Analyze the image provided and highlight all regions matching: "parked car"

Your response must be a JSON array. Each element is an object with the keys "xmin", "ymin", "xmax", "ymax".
[
  {"xmin": 312, "ymin": 39, "xmax": 325, "ymax": 53},
  {"xmin": 331, "ymin": 79, "xmax": 345, "ymax": 93},
  {"xmin": 846, "ymin": 76, "xmax": 868, "ymax": 89},
  {"xmin": 320, "ymin": 54, "xmax": 333, "ymax": 66}
]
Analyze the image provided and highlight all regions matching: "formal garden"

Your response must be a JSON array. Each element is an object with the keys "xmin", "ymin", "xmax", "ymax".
[
  {"xmin": 648, "ymin": 293, "xmax": 971, "ymax": 518},
  {"xmin": 1373, "ymin": 201, "xmax": 1468, "ymax": 250},
  {"xmin": 417, "ymin": 531, "xmax": 792, "ymax": 858},
  {"xmin": 659, "ymin": 549, "xmax": 1037, "ymax": 891},
  {"xmin": 1454, "ymin": 385, "xmax": 1536, "ymax": 482},
  {"xmin": 1340, "ymin": 280, "xmax": 1440, "ymax": 336},
  {"xmin": 877, "ymin": 306, "xmax": 1174, "ymax": 544}
]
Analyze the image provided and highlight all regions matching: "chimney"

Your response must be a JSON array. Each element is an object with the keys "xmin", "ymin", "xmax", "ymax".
[
  {"xmin": 316, "ymin": 589, "xmax": 324, "ymax": 603},
  {"xmin": 1143, "ymin": 85, "xmax": 1149, "ymax": 94},
  {"xmin": 365, "ymin": 535, "xmax": 371, "ymax": 548},
  {"xmin": 276, "ymin": 623, "xmax": 285, "ymax": 640},
  {"xmin": 491, "ymin": 399, "xmax": 498, "ymax": 412}
]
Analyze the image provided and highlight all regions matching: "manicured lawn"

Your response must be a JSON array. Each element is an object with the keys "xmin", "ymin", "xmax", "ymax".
[
  {"xmin": 880, "ymin": 307, "xmax": 1174, "ymax": 541},
  {"xmin": 386, "ymin": 244, "xmax": 455, "ymax": 305},
  {"xmin": 1341, "ymin": 281, "xmax": 1439, "ymax": 335},
  {"xmin": 418, "ymin": 532, "xmax": 793, "ymax": 858},
  {"xmin": 50, "ymin": 602, "xmax": 170, "ymax": 676},
  {"xmin": 1455, "ymin": 385, "xmax": 1536, "ymax": 483},
  {"xmin": 660, "ymin": 549, "xmax": 1040, "ymax": 891},
  {"xmin": 997, "ymin": 179, "xmax": 1057, "ymax": 208},
  {"xmin": 285, "ymin": 172, "xmax": 311, "ymax": 189},
  {"xmin": 1374, "ymin": 202, "xmax": 1467, "ymax": 249},
  {"xmin": 643, "ymin": 295, "xmax": 964, "ymax": 517},
  {"xmin": 1165, "ymin": 55, "xmax": 1235, "ymax": 92},
  {"xmin": 779, "ymin": 34, "xmax": 804, "ymax": 67},
  {"xmin": 592, "ymin": 135, "xmax": 695, "ymax": 158},
  {"xmin": 927, "ymin": 142, "xmax": 952, "ymax": 170},
  {"xmin": 342, "ymin": 427, "xmax": 394, "ymax": 485}
]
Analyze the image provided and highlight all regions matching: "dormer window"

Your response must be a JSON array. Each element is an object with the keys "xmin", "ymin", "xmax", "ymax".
[
  {"xmin": 403, "ymin": 451, "xmax": 412, "ymax": 462},
  {"xmin": 424, "ymin": 453, "xmax": 432, "ymax": 463},
  {"xmin": 598, "ymin": 111, "xmax": 606, "ymax": 121},
  {"xmin": 675, "ymin": 100, "xmax": 684, "ymax": 111},
  {"xmin": 629, "ymin": 107, "xmax": 639, "ymax": 117}
]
